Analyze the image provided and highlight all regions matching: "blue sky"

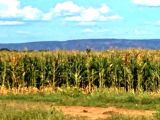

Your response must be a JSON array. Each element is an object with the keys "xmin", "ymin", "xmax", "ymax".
[{"xmin": 0, "ymin": 0, "xmax": 160, "ymax": 43}]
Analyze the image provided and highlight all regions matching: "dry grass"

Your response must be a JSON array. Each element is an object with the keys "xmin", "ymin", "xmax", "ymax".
[{"xmin": 0, "ymin": 86, "xmax": 56, "ymax": 95}]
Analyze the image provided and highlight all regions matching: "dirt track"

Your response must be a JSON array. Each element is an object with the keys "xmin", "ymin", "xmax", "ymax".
[{"xmin": 58, "ymin": 106, "xmax": 154, "ymax": 120}]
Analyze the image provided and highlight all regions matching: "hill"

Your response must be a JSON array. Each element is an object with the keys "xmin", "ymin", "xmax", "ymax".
[{"xmin": 0, "ymin": 39, "xmax": 160, "ymax": 50}]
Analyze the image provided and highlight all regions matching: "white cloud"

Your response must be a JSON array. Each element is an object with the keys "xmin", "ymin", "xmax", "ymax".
[
  {"xmin": 46, "ymin": 1, "xmax": 121, "ymax": 22},
  {"xmin": 64, "ymin": 7, "xmax": 101, "ymax": 22},
  {"xmin": 54, "ymin": 1, "xmax": 83, "ymax": 15},
  {"xmin": 20, "ymin": 6, "xmax": 43, "ymax": 20},
  {"xmin": 0, "ymin": 0, "xmax": 122, "ymax": 24},
  {"xmin": 0, "ymin": 21, "xmax": 24, "ymax": 25},
  {"xmin": 0, "ymin": 0, "xmax": 20, "ymax": 17},
  {"xmin": 99, "ymin": 4, "xmax": 110, "ymax": 13},
  {"xmin": 0, "ymin": 0, "xmax": 43, "ymax": 21},
  {"xmin": 42, "ymin": 1, "xmax": 83, "ymax": 21},
  {"xmin": 133, "ymin": 0, "xmax": 160, "ymax": 6}
]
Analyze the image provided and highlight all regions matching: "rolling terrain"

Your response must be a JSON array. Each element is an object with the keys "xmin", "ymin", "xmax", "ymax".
[{"xmin": 0, "ymin": 39, "xmax": 160, "ymax": 50}]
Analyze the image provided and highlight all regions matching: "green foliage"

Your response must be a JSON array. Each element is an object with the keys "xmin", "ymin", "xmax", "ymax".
[
  {"xmin": 0, "ymin": 104, "xmax": 82, "ymax": 120},
  {"xmin": 0, "ymin": 49, "xmax": 159, "ymax": 92}
]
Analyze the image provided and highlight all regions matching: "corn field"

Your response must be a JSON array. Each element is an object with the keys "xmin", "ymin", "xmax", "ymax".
[{"xmin": 0, "ymin": 49, "xmax": 159, "ymax": 92}]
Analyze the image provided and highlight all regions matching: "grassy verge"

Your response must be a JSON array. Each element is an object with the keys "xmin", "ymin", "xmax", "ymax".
[
  {"xmin": 1, "ymin": 88, "xmax": 160, "ymax": 120},
  {"xmin": 0, "ymin": 101, "xmax": 159, "ymax": 120},
  {"xmin": 0, "ymin": 88, "xmax": 160, "ymax": 110},
  {"xmin": 0, "ymin": 103, "xmax": 84, "ymax": 120},
  {"xmin": 0, "ymin": 102, "xmax": 159, "ymax": 120}
]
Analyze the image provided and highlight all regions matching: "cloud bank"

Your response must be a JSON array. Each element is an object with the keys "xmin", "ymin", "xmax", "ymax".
[
  {"xmin": 133, "ymin": 0, "xmax": 160, "ymax": 7},
  {"xmin": 48, "ymin": 1, "xmax": 122, "ymax": 22},
  {"xmin": 0, "ymin": 0, "xmax": 43, "ymax": 20},
  {"xmin": 0, "ymin": 0, "xmax": 122, "ymax": 25}
]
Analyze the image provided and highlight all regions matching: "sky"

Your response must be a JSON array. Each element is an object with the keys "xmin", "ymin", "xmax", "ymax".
[{"xmin": 0, "ymin": 0, "xmax": 160, "ymax": 43}]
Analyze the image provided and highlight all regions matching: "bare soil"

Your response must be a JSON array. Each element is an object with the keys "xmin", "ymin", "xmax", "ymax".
[{"xmin": 58, "ymin": 106, "xmax": 154, "ymax": 120}]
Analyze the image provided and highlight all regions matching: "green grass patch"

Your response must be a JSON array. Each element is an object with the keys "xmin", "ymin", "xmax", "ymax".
[
  {"xmin": 0, "ymin": 89, "xmax": 160, "ymax": 110},
  {"xmin": 0, "ymin": 103, "xmax": 84, "ymax": 120}
]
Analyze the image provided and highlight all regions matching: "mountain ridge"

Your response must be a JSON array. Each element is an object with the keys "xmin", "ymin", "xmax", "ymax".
[{"xmin": 0, "ymin": 39, "xmax": 160, "ymax": 50}]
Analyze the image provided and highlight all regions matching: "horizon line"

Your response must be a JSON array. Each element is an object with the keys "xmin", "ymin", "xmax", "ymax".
[{"xmin": 0, "ymin": 38, "xmax": 160, "ymax": 44}]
